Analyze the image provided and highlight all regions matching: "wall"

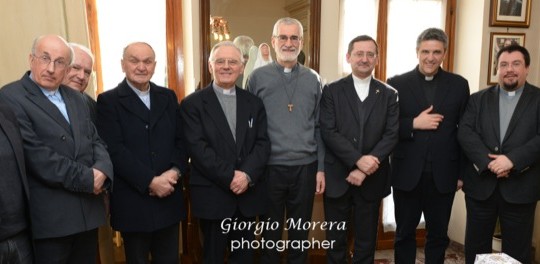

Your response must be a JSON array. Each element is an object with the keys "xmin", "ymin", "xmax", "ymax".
[{"xmin": 0, "ymin": 0, "xmax": 94, "ymax": 96}]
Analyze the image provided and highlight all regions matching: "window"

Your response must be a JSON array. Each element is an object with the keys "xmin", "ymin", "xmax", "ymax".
[
  {"xmin": 340, "ymin": 0, "xmax": 451, "ymax": 79},
  {"xmin": 95, "ymin": 0, "xmax": 167, "ymax": 91}
]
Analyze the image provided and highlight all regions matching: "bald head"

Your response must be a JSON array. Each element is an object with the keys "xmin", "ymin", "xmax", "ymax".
[
  {"xmin": 29, "ymin": 35, "xmax": 73, "ymax": 90},
  {"xmin": 121, "ymin": 42, "xmax": 157, "ymax": 91}
]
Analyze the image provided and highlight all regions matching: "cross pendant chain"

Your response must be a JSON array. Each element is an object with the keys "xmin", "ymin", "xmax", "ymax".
[{"xmin": 288, "ymin": 104, "xmax": 294, "ymax": 112}]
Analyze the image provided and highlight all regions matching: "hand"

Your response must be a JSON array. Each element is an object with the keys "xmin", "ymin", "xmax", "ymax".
[
  {"xmin": 487, "ymin": 154, "xmax": 513, "ymax": 178},
  {"xmin": 315, "ymin": 171, "xmax": 325, "ymax": 194},
  {"xmin": 160, "ymin": 169, "xmax": 180, "ymax": 184},
  {"xmin": 230, "ymin": 170, "xmax": 249, "ymax": 195},
  {"xmin": 456, "ymin": 179, "xmax": 463, "ymax": 191},
  {"xmin": 92, "ymin": 168, "xmax": 107, "ymax": 195},
  {"xmin": 346, "ymin": 169, "xmax": 366, "ymax": 186},
  {"xmin": 149, "ymin": 174, "xmax": 177, "ymax": 198},
  {"xmin": 355, "ymin": 155, "xmax": 380, "ymax": 175},
  {"xmin": 413, "ymin": 105, "xmax": 444, "ymax": 130}
]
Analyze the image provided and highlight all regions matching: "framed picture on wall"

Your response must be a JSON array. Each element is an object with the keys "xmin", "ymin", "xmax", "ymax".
[
  {"xmin": 490, "ymin": 0, "xmax": 531, "ymax": 27},
  {"xmin": 488, "ymin": 32, "xmax": 525, "ymax": 85}
]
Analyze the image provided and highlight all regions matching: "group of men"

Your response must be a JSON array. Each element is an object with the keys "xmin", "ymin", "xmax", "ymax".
[{"xmin": 0, "ymin": 16, "xmax": 539, "ymax": 264}]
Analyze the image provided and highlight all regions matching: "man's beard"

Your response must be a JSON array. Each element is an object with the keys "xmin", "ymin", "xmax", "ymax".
[
  {"xmin": 502, "ymin": 80, "xmax": 519, "ymax": 91},
  {"xmin": 277, "ymin": 49, "xmax": 300, "ymax": 62}
]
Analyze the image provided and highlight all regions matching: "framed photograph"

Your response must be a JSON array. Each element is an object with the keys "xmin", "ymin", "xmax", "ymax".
[
  {"xmin": 490, "ymin": 0, "xmax": 531, "ymax": 27},
  {"xmin": 487, "ymin": 32, "xmax": 525, "ymax": 85}
]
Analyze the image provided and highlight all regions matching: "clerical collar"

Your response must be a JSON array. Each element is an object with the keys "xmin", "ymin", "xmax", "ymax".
[
  {"xmin": 274, "ymin": 61, "xmax": 298, "ymax": 73},
  {"xmin": 213, "ymin": 83, "xmax": 236, "ymax": 95},
  {"xmin": 126, "ymin": 80, "xmax": 150, "ymax": 95},
  {"xmin": 499, "ymin": 85, "xmax": 524, "ymax": 97},
  {"xmin": 416, "ymin": 66, "xmax": 439, "ymax": 81}
]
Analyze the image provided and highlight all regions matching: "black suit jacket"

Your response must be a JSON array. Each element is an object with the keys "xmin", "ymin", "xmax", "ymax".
[
  {"xmin": 0, "ymin": 72, "xmax": 113, "ymax": 239},
  {"xmin": 387, "ymin": 67, "xmax": 469, "ymax": 193},
  {"xmin": 320, "ymin": 75, "xmax": 399, "ymax": 200},
  {"xmin": 0, "ymin": 102, "xmax": 28, "ymax": 201},
  {"xmin": 96, "ymin": 79, "xmax": 187, "ymax": 232},
  {"xmin": 180, "ymin": 84, "xmax": 270, "ymax": 219},
  {"xmin": 458, "ymin": 83, "xmax": 540, "ymax": 204},
  {"xmin": 0, "ymin": 101, "xmax": 30, "ymax": 239}
]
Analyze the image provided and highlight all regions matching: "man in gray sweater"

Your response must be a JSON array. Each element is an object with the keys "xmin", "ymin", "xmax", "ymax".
[{"xmin": 246, "ymin": 17, "xmax": 325, "ymax": 264}]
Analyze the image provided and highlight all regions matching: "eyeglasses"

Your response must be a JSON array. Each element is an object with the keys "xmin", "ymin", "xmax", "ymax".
[
  {"xmin": 274, "ymin": 35, "xmax": 301, "ymax": 43},
  {"xmin": 213, "ymin": 58, "xmax": 241, "ymax": 67},
  {"xmin": 498, "ymin": 61, "xmax": 524, "ymax": 70},
  {"xmin": 351, "ymin": 51, "xmax": 376, "ymax": 59},
  {"xmin": 32, "ymin": 54, "xmax": 68, "ymax": 69}
]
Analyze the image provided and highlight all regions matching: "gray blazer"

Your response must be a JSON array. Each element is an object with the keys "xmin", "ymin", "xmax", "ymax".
[{"xmin": 0, "ymin": 72, "xmax": 113, "ymax": 239}]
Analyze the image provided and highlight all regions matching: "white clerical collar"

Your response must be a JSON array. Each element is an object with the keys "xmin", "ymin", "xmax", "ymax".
[
  {"xmin": 213, "ymin": 83, "xmax": 236, "ymax": 95},
  {"xmin": 499, "ymin": 85, "xmax": 524, "ymax": 97}
]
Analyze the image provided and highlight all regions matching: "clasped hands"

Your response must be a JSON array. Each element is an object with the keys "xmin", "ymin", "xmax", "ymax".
[
  {"xmin": 149, "ymin": 169, "xmax": 179, "ymax": 198},
  {"xmin": 487, "ymin": 153, "xmax": 513, "ymax": 178},
  {"xmin": 230, "ymin": 170, "xmax": 249, "ymax": 195},
  {"xmin": 92, "ymin": 168, "xmax": 107, "ymax": 195},
  {"xmin": 347, "ymin": 155, "xmax": 379, "ymax": 186}
]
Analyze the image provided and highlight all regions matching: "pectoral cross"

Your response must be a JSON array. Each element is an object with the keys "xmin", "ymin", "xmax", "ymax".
[{"xmin": 287, "ymin": 104, "xmax": 294, "ymax": 112}]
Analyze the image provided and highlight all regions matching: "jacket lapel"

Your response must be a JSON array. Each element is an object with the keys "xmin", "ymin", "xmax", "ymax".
[
  {"xmin": 117, "ymin": 80, "xmax": 150, "ymax": 124},
  {"xmin": 408, "ymin": 73, "xmax": 430, "ymax": 110},
  {"xmin": 343, "ymin": 76, "xmax": 361, "ymax": 125},
  {"xmin": 487, "ymin": 86, "xmax": 501, "ymax": 143},
  {"xmin": 432, "ymin": 72, "xmax": 452, "ymax": 112},
  {"xmin": 22, "ymin": 76, "xmax": 72, "ymax": 134},
  {"xmin": 202, "ymin": 87, "xmax": 236, "ymax": 153},
  {"xmin": 235, "ymin": 89, "xmax": 249, "ymax": 155},
  {"xmin": 61, "ymin": 87, "xmax": 81, "ymax": 156},
  {"xmin": 149, "ymin": 85, "xmax": 168, "ymax": 129},
  {"xmin": 361, "ymin": 79, "xmax": 383, "ymax": 122}
]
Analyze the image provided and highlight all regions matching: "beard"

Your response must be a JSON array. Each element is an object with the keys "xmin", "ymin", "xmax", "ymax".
[
  {"xmin": 501, "ymin": 79, "xmax": 519, "ymax": 91},
  {"xmin": 276, "ymin": 49, "xmax": 300, "ymax": 62}
]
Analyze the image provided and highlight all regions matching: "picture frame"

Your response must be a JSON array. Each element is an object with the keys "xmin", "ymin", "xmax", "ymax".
[
  {"xmin": 490, "ymin": 0, "xmax": 531, "ymax": 27},
  {"xmin": 487, "ymin": 32, "xmax": 525, "ymax": 85}
]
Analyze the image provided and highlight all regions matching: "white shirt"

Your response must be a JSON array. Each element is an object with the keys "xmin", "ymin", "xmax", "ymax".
[{"xmin": 352, "ymin": 74, "xmax": 371, "ymax": 102}]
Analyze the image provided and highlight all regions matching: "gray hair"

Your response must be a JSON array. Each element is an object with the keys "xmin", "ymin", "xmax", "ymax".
[
  {"xmin": 272, "ymin": 17, "xmax": 304, "ymax": 38},
  {"xmin": 69, "ymin": 43, "xmax": 95, "ymax": 65},
  {"xmin": 209, "ymin": 41, "xmax": 244, "ymax": 63},
  {"xmin": 416, "ymin": 28, "xmax": 448, "ymax": 51}
]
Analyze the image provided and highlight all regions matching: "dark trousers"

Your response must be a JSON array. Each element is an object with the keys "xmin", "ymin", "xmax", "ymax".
[
  {"xmin": 0, "ymin": 229, "xmax": 33, "ymax": 264},
  {"xmin": 393, "ymin": 172, "xmax": 455, "ymax": 264},
  {"xmin": 324, "ymin": 188, "xmax": 381, "ymax": 264},
  {"xmin": 199, "ymin": 213, "xmax": 256, "ymax": 264},
  {"xmin": 34, "ymin": 228, "xmax": 97, "ymax": 264},
  {"xmin": 122, "ymin": 224, "xmax": 179, "ymax": 264},
  {"xmin": 465, "ymin": 187, "xmax": 536, "ymax": 264},
  {"xmin": 260, "ymin": 162, "xmax": 317, "ymax": 264}
]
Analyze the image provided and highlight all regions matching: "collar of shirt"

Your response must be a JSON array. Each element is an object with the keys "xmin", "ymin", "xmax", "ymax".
[
  {"xmin": 352, "ymin": 74, "xmax": 371, "ymax": 101},
  {"xmin": 212, "ymin": 83, "xmax": 236, "ymax": 96},
  {"xmin": 126, "ymin": 80, "xmax": 151, "ymax": 109},
  {"xmin": 498, "ymin": 85, "xmax": 524, "ymax": 97}
]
